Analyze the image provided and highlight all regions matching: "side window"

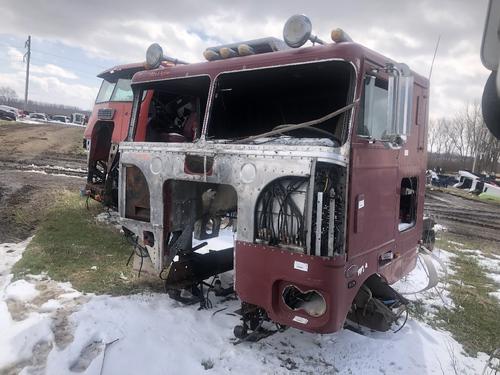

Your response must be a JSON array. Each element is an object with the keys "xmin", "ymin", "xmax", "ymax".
[
  {"xmin": 399, "ymin": 177, "xmax": 417, "ymax": 231},
  {"xmin": 357, "ymin": 68, "xmax": 414, "ymax": 141},
  {"xmin": 357, "ymin": 76, "xmax": 389, "ymax": 139},
  {"xmin": 111, "ymin": 79, "xmax": 133, "ymax": 102}
]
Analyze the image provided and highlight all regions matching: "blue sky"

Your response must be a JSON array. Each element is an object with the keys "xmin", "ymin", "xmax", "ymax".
[{"xmin": 0, "ymin": 0, "xmax": 491, "ymax": 115}]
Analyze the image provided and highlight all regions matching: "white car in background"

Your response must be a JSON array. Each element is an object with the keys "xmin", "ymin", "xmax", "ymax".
[{"xmin": 51, "ymin": 115, "xmax": 70, "ymax": 123}]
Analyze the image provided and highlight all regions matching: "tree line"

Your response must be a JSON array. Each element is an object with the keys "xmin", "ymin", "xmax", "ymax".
[
  {"xmin": 427, "ymin": 103, "xmax": 499, "ymax": 175},
  {"xmin": 0, "ymin": 86, "xmax": 90, "ymax": 117}
]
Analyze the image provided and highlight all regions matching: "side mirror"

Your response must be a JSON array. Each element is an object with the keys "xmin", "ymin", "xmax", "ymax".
[
  {"xmin": 482, "ymin": 70, "xmax": 500, "ymax": 139},
  {"xmin": 387, "ymin": 63, "xmax": 413, "ymax": 142},
  {"xmin": 479, "ymin": 0, "xmax": 500, "ymax": 139}
]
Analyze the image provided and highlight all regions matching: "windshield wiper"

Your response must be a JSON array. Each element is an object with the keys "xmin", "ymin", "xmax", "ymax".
[{"xmin": 235, "ymin": 100, "xmax": 359, "ymax": 144}]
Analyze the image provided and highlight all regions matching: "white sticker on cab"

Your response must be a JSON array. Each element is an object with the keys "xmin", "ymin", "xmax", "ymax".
[
  {"xmin": 358, "ymin": 199, "xmax": 365, "ymax": 209},
  {"xmin": 294, "ymin": 261, "xmax": 309, "ymax": 272},
  {"xmin": 293, "ymin": 316, "xmax": 309, "ymax": 324}
]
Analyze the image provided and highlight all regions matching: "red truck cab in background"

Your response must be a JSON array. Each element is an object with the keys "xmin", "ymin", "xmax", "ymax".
[{"xmin": 84, "ymin": 63, "xmax": 155, "ymax": 206}]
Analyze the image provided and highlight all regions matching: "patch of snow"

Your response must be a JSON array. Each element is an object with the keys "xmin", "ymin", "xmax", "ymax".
[
  {"xmin": 394, "ymin": 248, "xmax": 454, "ymax": 310},
  {"xmin": 0, "ymin": 238, "xmax": 492, "ymax": 374},
  {"xmin": 433, "ymin": 224, "xmax": 446, "ymax": 232},
  {"xmin": 475, "ymin": 254, "xmax": 500, "ymax": 275},
  {"xmin": 95, "ymin": 211, "xmax": 122, "ymax": 230},
  {"xmin": 25, "ymin": 273, "xmax": 48, "ymax": 281},
  {"xmin": 447, "ymin": 240, "xmax": 464, "ymax": 247},
  {"xmin": 58, "ymin": 291, "xmax": 83, "ymax": 300},
  {"xmin": 0, "ymin": 238, "xmax": 33, "ymax": 289},
  {"xmin": 398, "ymin": 222, "xmax": 415, "ymax": 231},
  {"xmin": 489, "ymin": 292, "xmax": 500, "ymax": 301},
  {"xmin": 460, "ymin": 249, "xmax": 483, "ymax": 256},
  {"xmin": 192, "ymin": 227, "xmax": 235, "ymax": 254},
  {"xmin": 485, "ymin": 272, "xmax": 500, "ymax": 285},
  {"xmin": 38, "ymin": 293, "xmax": 487, "ymax": 375},
  {"xmin": 39, "ymin": 299, "xmax": 62, "ymax": 313},
  {"xmin": 4, "ymin": 280, "xmax": 39, "ymax": 302}
]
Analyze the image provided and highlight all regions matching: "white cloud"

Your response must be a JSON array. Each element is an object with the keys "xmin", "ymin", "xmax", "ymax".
[{"xmin": 30, "ymin": 64, "xmax": 78, "ymax": 80}]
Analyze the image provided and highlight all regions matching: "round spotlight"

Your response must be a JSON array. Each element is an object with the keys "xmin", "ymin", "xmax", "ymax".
[
  {"xmin": 283, "ymin": 14, "xmax": 312, "ymax": 48},
  {"xmin": 146, "ymin": 43, "xmax": 163, "ymax": 69}
]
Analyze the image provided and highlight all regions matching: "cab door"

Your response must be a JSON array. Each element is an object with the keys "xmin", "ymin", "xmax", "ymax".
[{"xmin": 347, "ymin": 65, "xmax": 399, "ymax": 262}]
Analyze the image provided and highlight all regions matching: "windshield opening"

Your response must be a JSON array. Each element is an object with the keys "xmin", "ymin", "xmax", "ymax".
[
  {"xmin": 207, "ymin": 61, "xmax": 354, "ymax": 144},
  {"xmin": 95, "ymin": 80, "xmax": 116, "ymax": 103},
  {"xmin": 95, "ymin": 78, "xmax": 135, "ymax": 103},
  {"xmin": 136, "ymin": 76, "xmax": 211, "ymax": 143}
]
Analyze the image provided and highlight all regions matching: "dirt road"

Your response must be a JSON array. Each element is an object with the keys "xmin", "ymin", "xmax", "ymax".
[
  {"xmin": 0, "ymin": 122, "xmax": 87, "ymax": 242},
  {"xmin": 425, "ymin": 188, "xmax": 500, "ymax": 242}
]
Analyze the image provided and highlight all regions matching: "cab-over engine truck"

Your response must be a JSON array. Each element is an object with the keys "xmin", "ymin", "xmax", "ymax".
[
  {"xmin": 118, "ymin": 15, "xmax": 430, "ymax": 339},
  {"xmin": 84, "ymin": 58, "xmax": 185, "ymax": 207}
]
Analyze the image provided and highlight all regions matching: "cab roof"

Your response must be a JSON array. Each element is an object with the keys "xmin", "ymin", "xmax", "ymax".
[{"xmin": 131, "ymin": 42, "xmax": 428, "ymax": 88}]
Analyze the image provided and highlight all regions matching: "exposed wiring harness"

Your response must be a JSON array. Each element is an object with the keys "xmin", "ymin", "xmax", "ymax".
[
  {"xmin": 256, "ymin": 178, "xmax": 305, "ymax": 246},
  {"xmin": 124, "ymin": 228, "xmax": 149, "ymax": 278}
]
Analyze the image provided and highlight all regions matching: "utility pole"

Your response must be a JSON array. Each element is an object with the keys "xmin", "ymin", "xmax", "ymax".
[{"xmin": 23, "ymin": 35, "xmax": 31, "ymax": 111}]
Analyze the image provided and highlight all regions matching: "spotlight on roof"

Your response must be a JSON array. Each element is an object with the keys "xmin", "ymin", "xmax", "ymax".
[
  {"xmin": 146, "ymin": 43, "xmax": 163, "ymax": 69},
  {"xmin": 145, "ymin": 43, "xmax": 189, "ymax": 68},
  {"xmin": 283, "ymin": 14, "xmax": 325, "ymax": 48}
]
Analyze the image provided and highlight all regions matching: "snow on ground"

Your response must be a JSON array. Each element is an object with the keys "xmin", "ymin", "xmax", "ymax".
[
  {"xmin": 393, "ymin": 248, "xmax": 454, "ymax": 311},
  {"xmin": 0, "ymin": 238, "xmax": 493, "ymax": 375},
  {"xmin": 95, "ymin": 211, "xmax": 122, "ymax": 231},
  {"xmin": 446, "ymin": 243, "xmax": 500, "ymax": 300}
]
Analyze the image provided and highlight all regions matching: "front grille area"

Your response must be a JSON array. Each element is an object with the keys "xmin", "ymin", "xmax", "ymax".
[{"xmin": 97, "ymin": 108, "xmax": 115, "ymax": 120}]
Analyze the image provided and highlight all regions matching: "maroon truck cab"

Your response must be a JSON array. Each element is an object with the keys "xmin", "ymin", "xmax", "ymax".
[{"xmin": 117, "ymin": 18, "xmax": 430, "ymax": 338}]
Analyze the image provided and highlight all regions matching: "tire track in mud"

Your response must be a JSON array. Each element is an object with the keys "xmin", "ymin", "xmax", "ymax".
[
  {"xmin": 0, "ymin": 160, "xmax": 87, "ymax": 178},
  {"xmin": 425, "ymin": 189, "xmax": 500, "ymax": 242}
]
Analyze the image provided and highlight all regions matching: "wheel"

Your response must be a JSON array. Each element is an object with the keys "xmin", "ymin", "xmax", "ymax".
[{"xmin": 233, "ymin": 324, "xmax": 248, "ymax": 339}]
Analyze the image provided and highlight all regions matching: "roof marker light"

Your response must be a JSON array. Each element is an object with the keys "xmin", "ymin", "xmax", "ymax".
[
  {"xmin": 237, "ymin": 44, "xmax": 255, "ymax": 56},
  {"xmin": 203, "ymin": 49, "xmax": 221, "ymax": 61},
  {"xmin": 220, "ymin": 47, "xmax": 238, "ymax": 59},
  {"xmin": 331, "ymin": 28, "xmax": 353, "ymax": 43}
]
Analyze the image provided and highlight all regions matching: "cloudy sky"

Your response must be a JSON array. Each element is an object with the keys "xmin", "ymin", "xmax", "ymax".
[{"xmin": 0, "ymin": 0, "xmax": 491, "ymax": 117}]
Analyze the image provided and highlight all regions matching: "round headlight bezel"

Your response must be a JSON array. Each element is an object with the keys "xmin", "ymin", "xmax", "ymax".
[
  {"xmin": 146, "ymin": 43, "xmax": 163, "ymax": 69},
  {"xmin": 283, "ymin": 14, "xmax": 313, "ymax": 48}
]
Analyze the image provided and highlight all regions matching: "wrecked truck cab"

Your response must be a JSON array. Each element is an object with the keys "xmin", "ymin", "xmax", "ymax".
[
  {"xmin": 118, "ymin": 21, "xmax": 429, "ymax": 337},
  {"xmin": 84, "ymin": 62, "xmax": 154, "ymax": 207}
]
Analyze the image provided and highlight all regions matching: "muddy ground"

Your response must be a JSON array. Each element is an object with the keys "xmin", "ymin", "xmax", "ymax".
[
  {"xmin": 425, "ymin": 189, "xmax": 500, "ymax": 242},
  {"xmin": 0, "ymin": 122, "xmax": 86, "ymax": 242}
]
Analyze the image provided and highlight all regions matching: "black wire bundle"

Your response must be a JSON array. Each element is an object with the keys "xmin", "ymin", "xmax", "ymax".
[
  {"xmin": 124, "ymin": 229, "xmax": 149, "ymax": 278},
  {"xmin": 257, "ymin": 178, "xmax": 305, "ymax": 246}
]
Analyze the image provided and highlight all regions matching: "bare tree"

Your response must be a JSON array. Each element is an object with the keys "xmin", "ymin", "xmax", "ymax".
[
  {"xmin": 431, "ymin": 102, "xmax": 499, "ymax": 173},
  {"xmin": 0, "ymin": 86, "xmax": 18, "ymax": 103}
]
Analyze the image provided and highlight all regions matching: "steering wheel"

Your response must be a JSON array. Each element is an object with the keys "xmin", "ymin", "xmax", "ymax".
[{"xmin": 272, "ymin": 124, "xmax": 341, "ymax": 145}]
